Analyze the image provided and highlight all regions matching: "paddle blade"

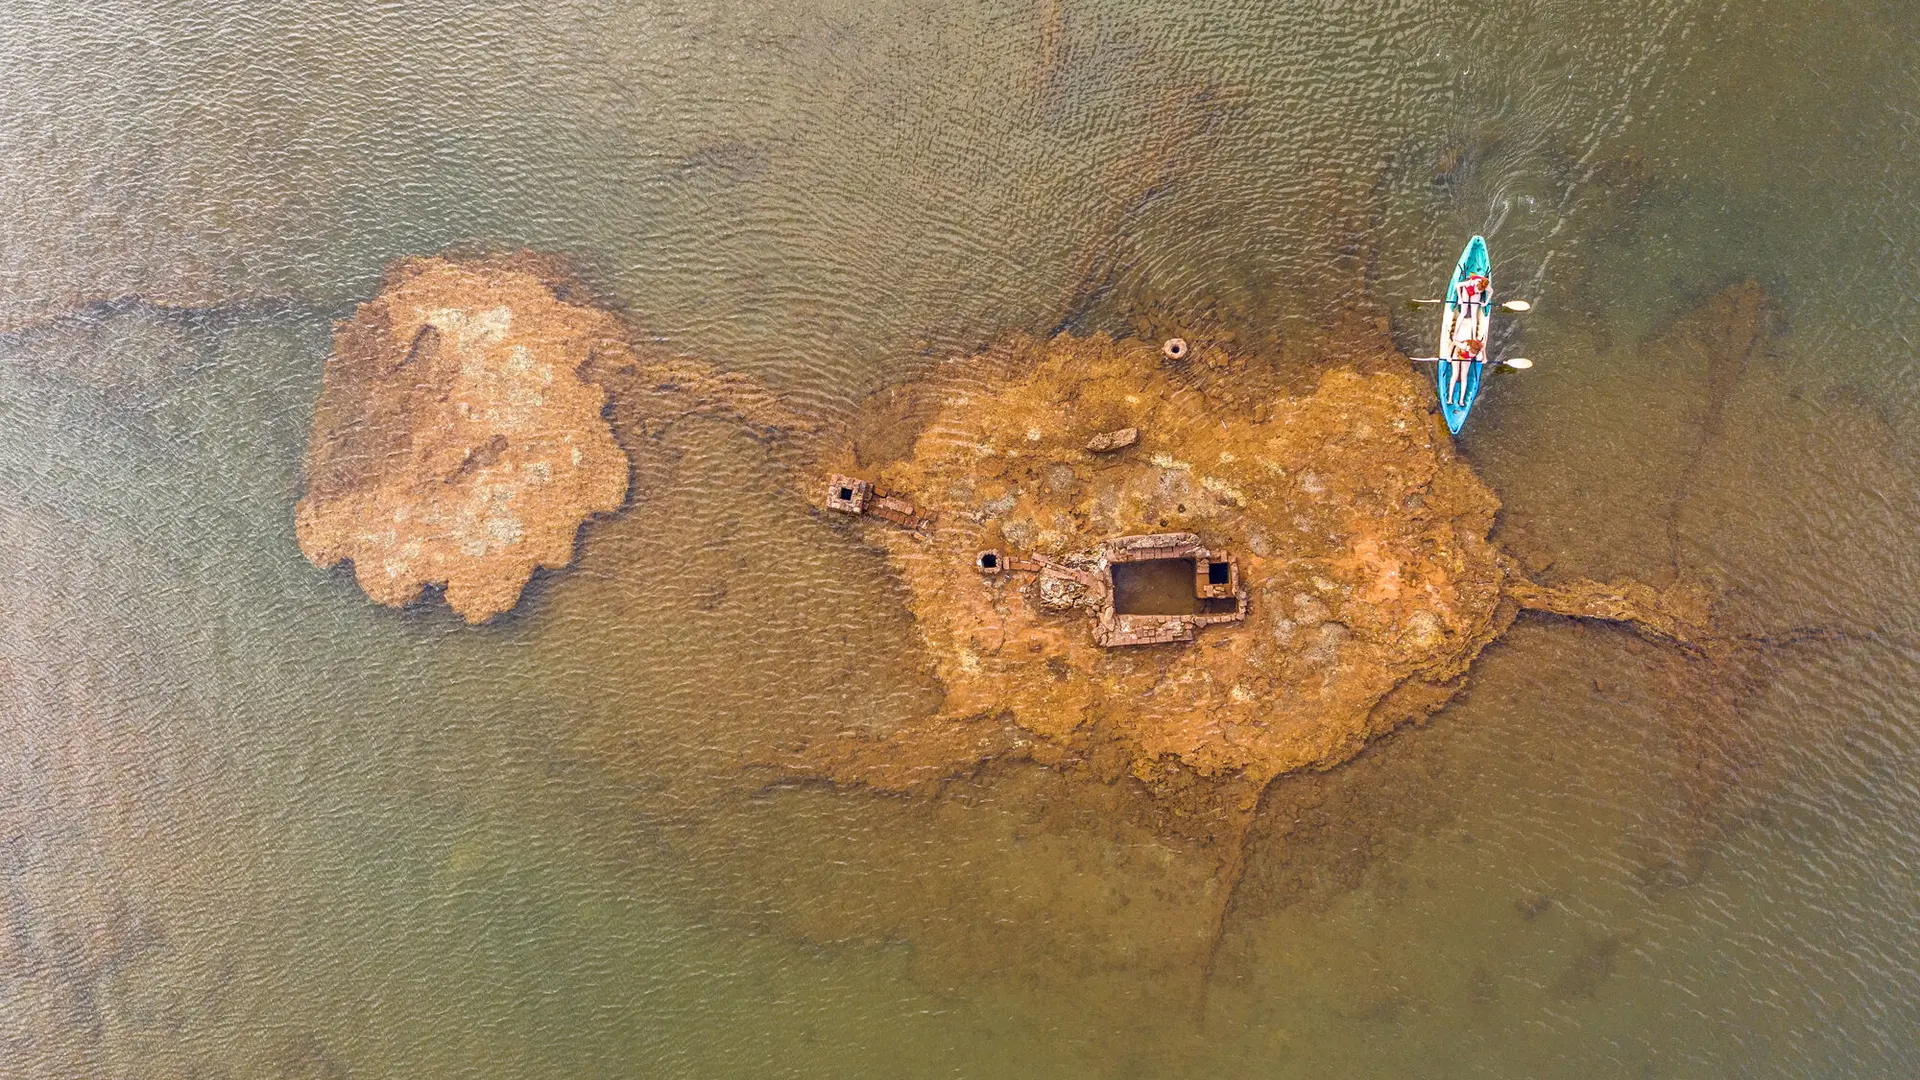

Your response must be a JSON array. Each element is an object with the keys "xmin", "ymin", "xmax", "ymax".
[
  {"xmin": 1406, "ymin": 298, "xmax": 1445, "ymax": 309},
  {"xmin": 1503, "ymin": 357, "xmax": 1533, "ymax": 369},
  {"xmin": 1501, "ymin": 300, "xmax": 1532, "ymax": 313},
  {"xmin": 1406, "ymin": 356, "xmax": 1440, "ymax": 363}
]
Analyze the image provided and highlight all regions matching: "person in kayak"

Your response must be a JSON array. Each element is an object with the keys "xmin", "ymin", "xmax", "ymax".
[
  {"xmin": 1446, "ymin": 337, "xmax": 1484, "ymax": 405},
  {"xmin": 1458, "ymin": 273, "xmax": 1489, "ymax": 307},
  {"xmin": 1448, "ymin": 274, "xmax": 1490, "ymax": 405}
]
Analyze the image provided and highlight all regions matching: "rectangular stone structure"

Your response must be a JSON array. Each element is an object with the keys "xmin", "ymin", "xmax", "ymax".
[
  {"xmin": 1088, "ymin": 533, "xmax": 1248, "ymax": 648},
  {"xmin": 825, "ymin": 474, "xmax": 873, "ymax": 514}
]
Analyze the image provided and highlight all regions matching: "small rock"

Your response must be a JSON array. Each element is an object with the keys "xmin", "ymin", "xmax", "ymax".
[{"xmin": 1085, "ymin": 427, "xmax": 1139, "ymax": 453}]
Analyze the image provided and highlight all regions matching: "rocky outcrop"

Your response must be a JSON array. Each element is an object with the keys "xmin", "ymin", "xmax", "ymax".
[
  {"xmin": 296, "ymin": 253, "xmax": 817, "ymax": 623},
  {"xmin": 295, "ymin": 255, "xmax": 632, "ymax": 623},
  {"xmin": 794, "ymin": 330, "xmax": 1718, "ymax": 832},
  {"xmin": 799, "ymin": 332, "xmax": 1518, "ymax": 807}
]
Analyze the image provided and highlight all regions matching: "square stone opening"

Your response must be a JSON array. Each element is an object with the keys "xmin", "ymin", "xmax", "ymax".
[{"xmin": 824, "ymin": 474, "xmax": 873, "ymax": 515}]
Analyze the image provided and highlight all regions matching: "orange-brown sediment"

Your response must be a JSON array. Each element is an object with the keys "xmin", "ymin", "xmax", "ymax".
[
  {"xmin": 296, "ymin": 252, "xmax": 813, "ymax": 624},
  {"xmin": 794, "ymin": 329, "xmax": 1715, "ymax": 821},
  {"xmin": 295, "ymin": 255, "xmax": 632, "ymax": 623},
  {"xmin": 797, "ymin": 331, "xmax": 1520, "ymax": 803}
]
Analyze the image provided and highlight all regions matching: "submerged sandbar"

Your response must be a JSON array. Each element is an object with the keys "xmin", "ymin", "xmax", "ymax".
[
  {"xmin": 295, "ymin": 252, "xmax": 812, "ymax": 624},
  {"xmin": 295, "ymin": 254, "xmax": 632, "ymax": 623}
]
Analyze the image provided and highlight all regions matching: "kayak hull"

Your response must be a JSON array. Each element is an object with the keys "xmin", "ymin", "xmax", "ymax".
[{"xmin": 1435, "ymin": 235, "xmax": 1490, "ymax": 434}]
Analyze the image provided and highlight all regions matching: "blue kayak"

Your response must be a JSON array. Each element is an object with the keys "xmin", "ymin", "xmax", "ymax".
[{"xmin": 1435, "ymin": 235, "xmax": 1491, "ymax": 434}]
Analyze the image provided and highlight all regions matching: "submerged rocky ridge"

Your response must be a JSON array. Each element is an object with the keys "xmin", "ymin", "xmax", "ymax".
[
  {"xmin": 296, "ymin": 253, "xmax": 809, "ymax": 623},
  {"xmin": 793, "ymin": 327, "xmax": 1715, "ymax": 850}
]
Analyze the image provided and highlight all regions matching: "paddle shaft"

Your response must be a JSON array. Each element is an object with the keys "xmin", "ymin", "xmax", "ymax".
[
  {"xmin": 1408, "ymin": 356, "xmax": 1531, "ymax": 369},
  {"xmin": 1408, "ymin": 298, "xmax": 1531, "ymax": 312}
]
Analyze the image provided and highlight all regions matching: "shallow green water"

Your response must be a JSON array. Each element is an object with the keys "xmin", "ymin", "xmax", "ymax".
[{"xmin": 4, "ymin": 1, "xmax": 1920, "ymax": 1076}]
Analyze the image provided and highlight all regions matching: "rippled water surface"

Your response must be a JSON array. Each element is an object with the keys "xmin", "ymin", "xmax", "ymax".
[{"xmin": 5, "ymin": 1, "xmax": 1920, "ymax": 1076}]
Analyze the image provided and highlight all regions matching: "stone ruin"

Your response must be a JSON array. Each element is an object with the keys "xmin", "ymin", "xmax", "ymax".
[
  {"xmin": 980, "ymin": 531, "xmax": 1247, "ymax": 647},
  {"xmin": 834, "ymin": 464, "xmax": 1250, "ymax": 650},
  {"xmin": 823, "ymin": 472, "xmax": 931, "ymax": 531}
]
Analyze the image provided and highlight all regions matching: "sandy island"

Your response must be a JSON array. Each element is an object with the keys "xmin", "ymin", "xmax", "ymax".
[{"xmin": 792, "ymin": 324, "xmax": 1715, "ymax": 866}]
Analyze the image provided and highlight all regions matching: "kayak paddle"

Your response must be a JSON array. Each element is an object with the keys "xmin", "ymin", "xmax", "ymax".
[{"xmin": 1408, "ymin": 297, "xmax": 1532, "ymax": 312}]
